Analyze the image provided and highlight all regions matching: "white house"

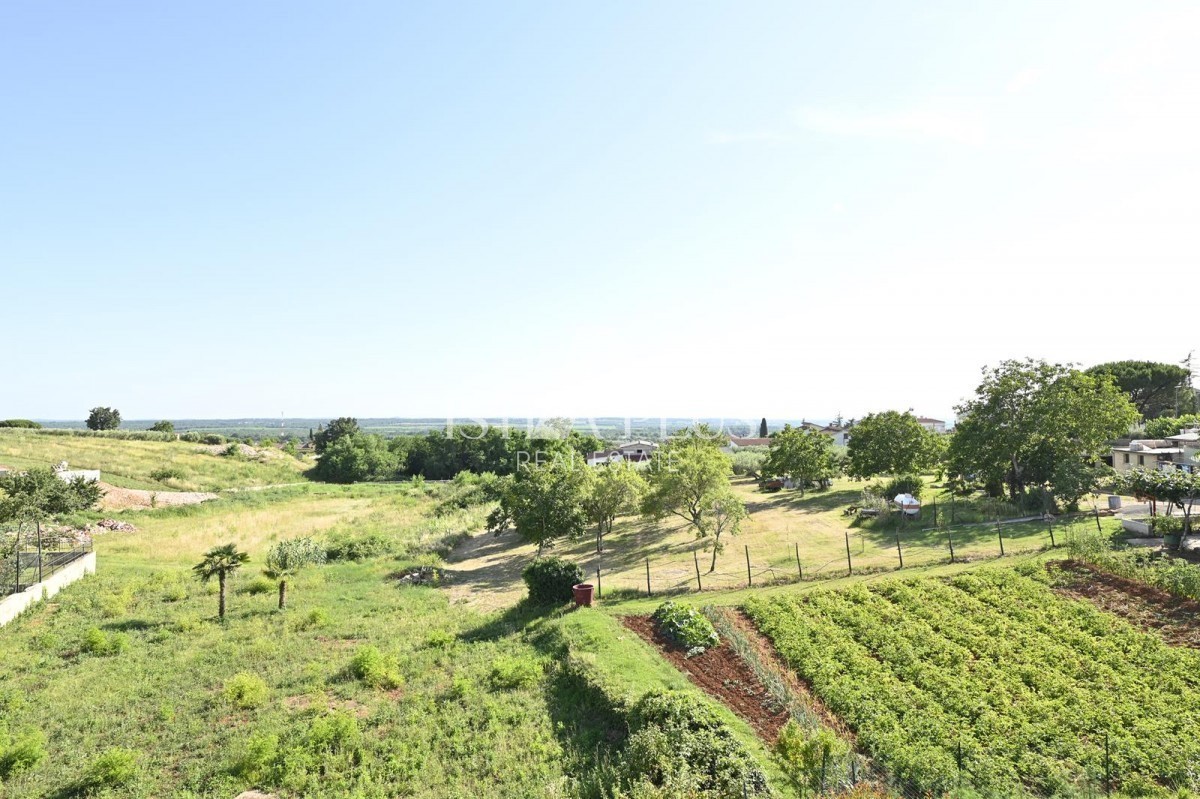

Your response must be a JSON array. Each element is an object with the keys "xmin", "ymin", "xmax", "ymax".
[
  {"xmin": 820, "ymin": 424, "xmax": 851, "ymax": 447},
  {"xmin": 586, "ymin": 440, "xmax": 659, "ymax": 467},
  {"xmin": 917, "ymin": 417, "xmax": 947, "ymax": 434},
  {"xmin": 1112, "ymin": 429, "xmax": 1200, "ymax": 474}
]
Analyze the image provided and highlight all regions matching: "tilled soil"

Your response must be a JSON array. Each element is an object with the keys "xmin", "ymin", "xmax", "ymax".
[
  {"xmin": 1051, "ymin": 560, "xmax": 1200, "ymax": 648},
  {"xmin": 621, "ymin": 614, "xmax": 790, "ymax": 741},
  {"xmin": 719, "ymin": 608, "xmax": 857, "ymax": 742}
]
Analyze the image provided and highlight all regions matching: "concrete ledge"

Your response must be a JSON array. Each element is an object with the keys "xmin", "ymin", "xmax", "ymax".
[{"xmin": 0, "ymin": 551, "xmax": 96, "ymax": 627}]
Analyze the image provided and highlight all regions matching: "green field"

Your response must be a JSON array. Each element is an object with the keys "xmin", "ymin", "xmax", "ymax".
[
  {"xmin": 745, "ymin": 568, "xmax": 1200, "ymax": 797},
  {"xmin": 0, "ymin": 477, "xmax": 790, "ymax": 798},
  {"xmin": 0, "ymin": 429, "xmax": 309, "ymax": 492}
]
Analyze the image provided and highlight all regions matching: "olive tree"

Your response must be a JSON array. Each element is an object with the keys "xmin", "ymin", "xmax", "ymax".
[{"xmin": 641, "ymin": 426, "xmax": 747, "ymax": 572}]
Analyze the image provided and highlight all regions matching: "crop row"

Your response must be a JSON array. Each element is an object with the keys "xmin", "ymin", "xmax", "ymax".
[{"xmin": 745, "ymin": 568, "xmax": 1200, "ymax": 796}]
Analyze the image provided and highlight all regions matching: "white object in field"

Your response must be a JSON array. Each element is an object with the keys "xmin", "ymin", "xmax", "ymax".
[{"xmin": 893, "ymin": 493, "xmax": 922, "ymax": 516}]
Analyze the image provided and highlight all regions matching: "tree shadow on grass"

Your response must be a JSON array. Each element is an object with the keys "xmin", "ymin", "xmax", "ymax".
[{"xmin": 101, "ymin": 618, "xmax": 159, "ymax": 633}]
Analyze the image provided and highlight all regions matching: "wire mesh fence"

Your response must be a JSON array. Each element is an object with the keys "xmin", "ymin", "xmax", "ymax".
[
  {"xmin": 1, "ymin": 524, "xmax": 93, "ymax": 596},
  {"xmin": 586, "ymin": 513, "xmax": 1114, "ymax": 600}
]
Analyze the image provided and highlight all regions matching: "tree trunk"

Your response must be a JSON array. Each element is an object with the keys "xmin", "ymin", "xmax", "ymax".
[
  {"xmin": 708, "ymin": 533, "xmax": 721, "ymax": 573},
  {"xmin": 218, "ymin": 573, "xmax": 227, "ymax": 620},
  {"xmin": 278, "ymin": 579, "xmax": 287, "ymax": 610},
  {"xmin": 596, "ymin": 525, "xmax": 603, "ymax": 555}
]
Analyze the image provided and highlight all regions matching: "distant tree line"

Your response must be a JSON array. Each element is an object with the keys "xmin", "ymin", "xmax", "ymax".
[{"xmin": 310, "ymin": 417, "xmax": 606, "ymax": 483}]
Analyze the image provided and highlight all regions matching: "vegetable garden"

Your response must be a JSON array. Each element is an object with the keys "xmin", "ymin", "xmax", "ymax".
[{"xmin": 745, "ymin": 568, "xmax": 1200, "ymax": 797}]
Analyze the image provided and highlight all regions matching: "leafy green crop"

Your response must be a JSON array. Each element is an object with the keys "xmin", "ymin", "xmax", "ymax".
[
  {"xmin": 746, "ymin": 569, "xmax": 1200, "ymax": 796},
  {"xmin": 652, "ymin": 600, "xmax": 719, "ymax": 656}
]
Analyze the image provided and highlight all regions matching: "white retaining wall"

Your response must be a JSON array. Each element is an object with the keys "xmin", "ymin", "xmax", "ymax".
[{"xmin": 0, "ymin": 551, "xmax": 96, "ymax": 627}]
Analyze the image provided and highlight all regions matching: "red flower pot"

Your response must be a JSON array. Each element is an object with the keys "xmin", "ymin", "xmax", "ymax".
[{"xmin": 572, "ymin": 583, "xmax": 594, "ymax": 607}]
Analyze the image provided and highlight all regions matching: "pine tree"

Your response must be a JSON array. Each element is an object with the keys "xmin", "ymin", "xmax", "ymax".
[{"xmin": 758, "ymin": 417, "xmax": 768, "ymax": 438}]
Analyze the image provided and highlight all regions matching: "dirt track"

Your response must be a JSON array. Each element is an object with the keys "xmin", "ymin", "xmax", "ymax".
[{"xmin": 96, "ymin": 482, "xmax": 217, "ymax": 511}]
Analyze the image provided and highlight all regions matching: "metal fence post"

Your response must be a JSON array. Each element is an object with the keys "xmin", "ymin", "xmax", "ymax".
[
  {"xmin": 845, "ymin": 531, "xmax": 853, "ymax": 575},
  {"xmin": 36, "ymin": 520, "xmax": 44, "ymax": 584},
  {"xmin": 794, "ymin": 542, "xmax": 802, "ymax": 581},
  {"xmin": 949, "ymin": 534, "xmax": 956, "ymax": 564},
  {"xmin": 744, "ymin": 545, "xmax": 752, "ymax": 587},
  {"xmin": 645, "ymin": 558, "xmax": 652, "ymax": 598},
  {"xmin": 895, "ymin": 533, "xmax": 904, "ymax": 568},
  {"xmin": 596, "ymin": 565, "xmax": 602, "ymax": 598},
  {"xmin": 997, "ymin": 520, "xmax": 1005, "ymax": 556}
]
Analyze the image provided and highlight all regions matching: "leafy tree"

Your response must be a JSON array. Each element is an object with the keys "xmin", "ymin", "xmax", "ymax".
[
  {"xmin": 762, "ymin": 425, "xmax": 838, "ymax": 494},
  {"xmin": 1144, "ymin": 414, "xmax": 1200, "ymax": 439},
  {"xmin": 312, "ymin": 434, "xmax": 398, "ymax": 483},
  {"xmin": 845, "ymin": 411, "xmax": 939, "ymax": 479},
  {"xmin": 85, "ymin": 407, "xmax": 121, "ymax": 431},
  {"xmin": 489, "ymin": 460, "xmax": 589, "ymax": 556},
  {"xmin": 0, "ymin": 468, "xmax": 103, "ymax": 527},
  {"xmin": 947, "ymin": 359, "xmax": 1138, "ymax": 505},
  {"xmin": 148, "ymin": 420, "xmax": 175, "ymax": 433},
  {"xmin": 263, "ymin": 537, "xmax": 326, "ymax": 609},
  {"xmin": 1085, "ymin": 360, "xmax": 1192, "ymax": 419},
  {"xmin": 642, "ymin": 426, "xmax": 747, "ymax": 572},
  {"xmin": 192, "ymin": 543, "xmax": 250, "ymax": 620},
  {"xmin": 758, "ymin": 417, "xmax": 769, "ymax": 438},
  {"xmin": 583, "ymin": 462, "xmax": 646, "ymax": 553},
  {"xmin": 314, "ymin": 417, "xmax": 360, "ymax": 454}
]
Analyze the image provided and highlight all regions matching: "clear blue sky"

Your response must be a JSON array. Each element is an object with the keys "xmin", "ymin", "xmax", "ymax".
[{"xmin": 3, "ymin": 2, "xmax": 1197, "ymax": 422}]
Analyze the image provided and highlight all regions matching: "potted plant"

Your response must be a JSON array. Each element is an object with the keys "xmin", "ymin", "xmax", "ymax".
[{"xmin": 1154, "ymin": 515, "xmax": 1184, "ymax": 549}]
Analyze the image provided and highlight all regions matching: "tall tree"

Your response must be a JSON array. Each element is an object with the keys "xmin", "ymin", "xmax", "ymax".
[
  {"xmin": 641, "ymin": 426, "xmax": 747, "ymax": 572},
  {"xmin": 1085, "ymin": 360, "xmax": 1192, "ymax": 419},
  {"xmin": 192, "ymin": 543, "xmax": 250, "ymax": 620},
  {"xmin": 583, "ymin": 462, "xmax": 646, "ymax": 553},
  {"xmin": 489, "ymin": 460, "xmax": 589, "ymax": 556},
  {"xmin": 314, "ymin": 417, "xmax": 360, "ymax": 454},
  {"xmin": 263, "ymin": 537, "xmax": 326, "ymax": 609},
  {"xmin": 149, "ymin": 420, "xmax": 174, "ymax": 433},
  {"xmin": 845, "ymin": 411, "xmax": 938, "ymax": 479},
  {"xmin": 85, "ymin": 407, "xmax": 121, "ymax": 431},
  {"xmin": 762, "ymin": 425, "xmax": 838, "ymax": 494},
  {"xmin": 758, "ymin": 418, "xmax": 769, "ymax": 438},
  {"xmin": 947, "ymin": 359, "xmax": 1138, "ymax": 504}
]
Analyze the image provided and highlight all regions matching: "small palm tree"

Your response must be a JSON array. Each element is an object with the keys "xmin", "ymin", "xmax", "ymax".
[
  {"xmin": 263, "ymin": 537, "xmax": 326, "ymax": 610},
  {"xmin": 193, "ymin": 543, "xmax": 250, "ymax": 620}
]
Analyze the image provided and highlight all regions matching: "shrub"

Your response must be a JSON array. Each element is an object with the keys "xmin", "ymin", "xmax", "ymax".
[
  {"xmin": 83, "ymin": 747, "xmax": 140, "ymax": 791},
  {"xmin": 488, "ymin": 655, "xmax": 542, "ymax": 690},
  {"xmin": 652, "ymin": 601, "xmax": 719, "ymax": 656},
  {"xmin": 150, "ymin": 466, "xmax": 185, "ymax": 481},
  {"xmin": 521, "ymin": 556, "xmax": 583, "ymax": 605},
  {"xmin": 233, "ymin": 732, "xmax": 279, "ymax": 780},
  {"xmin": 623, "ymin": 691, "xmax": 769, "ymax": 796},
  {"xmin": 0, "ymin": 419, "xmax": 41, "ymax": 428},
  {"xmin": 82, "ymin": 627, "xmax": 129, "ymax": 656},
  {"xmin": 349, "ymin": 645, "xmax": 403, "ymax": 689},
  {"xmin": 297, "ymin": 608, "xmax": 330, "ymax": 630},
  {"xmin": 1152, "ymin": 515, "xmax": 1184, "ymax": 535},
  {"xmin": 223, "ymin": 672, "xmax": 269, "ymax": 709},
  {"xmin": 221, "ymin": 442, "xmax": 243, "ymax": 458},
  {"xmin": 0, "ymin": 730, "xmax": 48, "ymax": 779},
  {"xmin": 29, "ymin": 631, "xmax": 61, "ymax": 653},
  {"xmin": 149, "ymin": 420, "xmax": 175, "ymax": 433},
  {"xmin": 325, "ymin": 532, "xmax": 392, "ymax": 561},
  {"xmin": 242, "ymin": 575, "xmax": 275, "ymax": 596},
  {"xmin": 306, "ymin": 711, "xmax": 361, "ymax": 753},
  {"xmin": 867, "ymin": 474, "xmax": 925, "ymax": 500},
  {"xmin": 424, "ymin": 629, "xmax": 456, "ymax": 649}
]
